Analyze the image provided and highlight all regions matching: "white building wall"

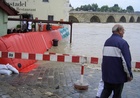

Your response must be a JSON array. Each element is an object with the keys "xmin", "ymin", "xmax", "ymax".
[{"xmin": 6, "ymin": 0, "xmax": 70, "ymax": 28}]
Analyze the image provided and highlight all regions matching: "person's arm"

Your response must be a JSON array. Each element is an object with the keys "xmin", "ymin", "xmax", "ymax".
[{"xmin": 121, "ymin": 41, "xmax": 133, "ymax": 81}]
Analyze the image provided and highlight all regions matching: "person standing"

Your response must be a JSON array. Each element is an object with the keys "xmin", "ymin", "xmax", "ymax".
[
  {"xmin": 28, "ymin": 21, "xmax": 32, "ymax": 31},
  {"xmin": 100, "ymin": 24, "xmax": 133, "ymax": 98},
  {"xmin": 22, "ymin": 18, "xmax": 27, "ymax": 32}
]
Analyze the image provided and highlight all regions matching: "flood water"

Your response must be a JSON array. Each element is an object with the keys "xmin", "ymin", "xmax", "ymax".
[{"xmin": 50, "ymin": 23, "xmax": 140, "ymax": 63}]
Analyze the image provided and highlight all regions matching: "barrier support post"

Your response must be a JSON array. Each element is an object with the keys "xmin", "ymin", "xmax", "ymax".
[{"xmin": 74, "ymin": 57, "xmax": 89, "ymax": 90}]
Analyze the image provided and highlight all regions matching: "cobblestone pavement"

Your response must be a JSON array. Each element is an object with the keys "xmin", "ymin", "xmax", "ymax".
[{"xmin": 0, "ymin": 61, "xmax": 140, "ymax": 98}]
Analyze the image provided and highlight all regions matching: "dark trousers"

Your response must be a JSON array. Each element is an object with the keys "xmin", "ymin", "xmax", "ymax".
[{"xmin": 100, "ymin": 82, "xmax": 124, "ymax": 98}]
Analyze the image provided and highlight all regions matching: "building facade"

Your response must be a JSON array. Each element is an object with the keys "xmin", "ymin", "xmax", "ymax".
[
  {"xmin": 5, "ymin": 0, "xmax": 71, "ymax": 29},
  {"xmin": 0, "ymin": 0, "xmax": 18, "ymax": 36}
]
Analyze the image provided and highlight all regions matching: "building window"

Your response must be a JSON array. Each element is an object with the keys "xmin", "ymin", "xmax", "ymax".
[
  {"xmin": 48, "ymin": 15, "xmax": 54, "ymax": 21},
  {"xmin": 43, "ymin": 0, "xmax": 49, "ymax": 2}
]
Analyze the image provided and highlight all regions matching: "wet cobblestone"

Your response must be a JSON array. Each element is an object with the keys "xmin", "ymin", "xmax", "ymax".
[{"xmin": 0, "ymin": 61, "xmax": 140, "ymax": 98}]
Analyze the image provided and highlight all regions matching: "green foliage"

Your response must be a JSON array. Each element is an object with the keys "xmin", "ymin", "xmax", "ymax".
[
  {"xmin": 91, "ymin": 3, "xmax": 98, "ymax": 11},
  {"xmin": 75, "ymin": 3, "xmax": 98, "ymax": 11},
  {"xmin": 32, "ymin": 24, "xmax": 35, "ymax": 28},
  {"xmin": 100, "ymin": 5, "xmax": 109, "ymax": 12},
  {"xmin": 126, "ymin": 6, "xmax": 134, "ymax": 13},
  {"xmin": 111, "ymin": 4, "xmax": 121, "ymax": 12},
  {"xmin": 16, "ymin": 24, "xmax": 21, "ymax": 28},
  {"xmin": 73, "ymin": 3, "xmax": 135, "ymax": 13}
]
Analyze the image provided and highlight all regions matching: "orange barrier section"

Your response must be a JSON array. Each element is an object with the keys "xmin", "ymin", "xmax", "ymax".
[
  {"xmin": 43, "ymin": 24, "xmax": 62, "ymax": 31},
  {"xmin": 51, "ymin": 25, "xmax": 63, "ymax": 30},
  {"xmin": 0, "ymin": 29, "xmax": 62, "ymax": 72}
]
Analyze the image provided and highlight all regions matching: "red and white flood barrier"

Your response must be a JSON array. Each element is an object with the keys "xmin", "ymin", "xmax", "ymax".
[
  {"xmin": 0, "ymin": 51, "xmax": 98, "ymax": 64},
  {"xmin": 0, "ymin": 51, "xmax": 139, "ymax": 90},
  {"xmin": 0, "ymin": 51, "xmax": 139, "ymax": 69}
]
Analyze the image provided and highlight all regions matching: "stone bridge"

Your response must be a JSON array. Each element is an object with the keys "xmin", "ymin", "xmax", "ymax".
[{"xmin": 69, "ymin": 11, "xmax": 140, "ymax": 23}]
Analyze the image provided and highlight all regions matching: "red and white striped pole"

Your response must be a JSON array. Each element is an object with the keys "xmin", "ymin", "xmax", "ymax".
[
  {"xmin": 80, "ymin": 64, "xmax": 84, "ymax": 84},
  {"xmin": 74, "ymin": 57, "xmax": 89, "ymax": 90}
]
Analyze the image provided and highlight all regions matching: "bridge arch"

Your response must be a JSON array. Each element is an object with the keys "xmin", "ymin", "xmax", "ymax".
[
  {"xmin": 69, "ymin": 16, "xmax": 79, "ymax": 23},
  {"xmin": 90, "ymin": 16, "xmax": 101, "ymax": 23},
  {"xmin": 129, "ymin": 16, "xmax": 135, "ymax": 22},
  {"xmin": 106, "ymin": 16, "xmax": 115, "ymax": 22},
  {"xmin": 137, "ymin": 17, "xmax": 140, "ymax": 22},
  {"xmin": 119, "ymin": 16, "xmax": 126, "ymax": 22}
]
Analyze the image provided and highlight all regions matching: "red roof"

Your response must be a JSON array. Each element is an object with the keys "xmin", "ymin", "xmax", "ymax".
[{"xmin": 0, "ymin": 0, "xmax": 19, "ymax": 15}]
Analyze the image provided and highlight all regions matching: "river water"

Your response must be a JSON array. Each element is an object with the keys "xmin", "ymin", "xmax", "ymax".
[{"xmin": 50, "ymin": 23, "xmax": 140, "ymax": 63}]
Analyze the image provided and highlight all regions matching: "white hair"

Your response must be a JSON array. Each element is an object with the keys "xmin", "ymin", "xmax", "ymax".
[{"xmin": 112, "ymin": 24, "xmax": 123, "ymax": 32}]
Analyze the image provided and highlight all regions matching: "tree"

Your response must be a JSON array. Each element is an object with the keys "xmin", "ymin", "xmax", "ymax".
[
  {"xmin": 73, "ymin": 3, "xmax": 135, "ymax": 13},
  {"xmin": 126, "ymin": 6, "xmax": 134, "ymax": 13},
  {"xmin": 83, "ymin": 5, "xmax": 89, "ymax": 11},
  {"xmin": 91, "ymin": 3, "xmax": 98, "ymax": 11},
  {"xmin": 100, "ymin": 5, "xmax": 109, "ymax": 12},
  {"xmin": 111, "ymin": 4, "xmax": 121, "ymax": 12},
  {"xmin": 75, "ymin": 7, "xmax": 80, "ymax": 11},
  {"xmin": 87, "ymin": 4, "xmax": 92, "ymax": 11}
]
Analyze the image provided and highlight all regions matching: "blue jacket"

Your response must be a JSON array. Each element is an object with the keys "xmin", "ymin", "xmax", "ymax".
[{"xmin": 102, "ymin": 34, "xmax": 133, "ymax": 84}]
